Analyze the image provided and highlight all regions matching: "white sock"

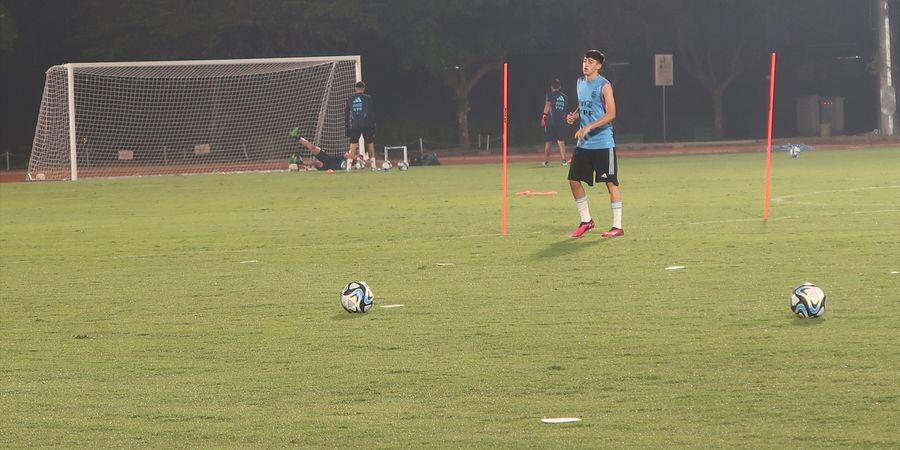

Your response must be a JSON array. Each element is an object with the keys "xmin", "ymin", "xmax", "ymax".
[
  {"xmin": 575, "ymin": 196, "xmax": 591, "ymax": 223},
  {"xmin": 611, "ymin": 201, "xmax": 622, "ymax": 229}
]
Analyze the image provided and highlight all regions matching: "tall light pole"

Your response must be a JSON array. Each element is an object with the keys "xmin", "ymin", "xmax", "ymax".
[{"xmin": 876, "ymin": 0, "xmax": 895, "ymax": 135}]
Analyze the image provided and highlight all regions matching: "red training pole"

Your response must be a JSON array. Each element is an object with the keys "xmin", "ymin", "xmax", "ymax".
[
  {"xmin": 502, "ymin": 63, "xmax": 509, "ymax": 235},
  {"xmin": 763, "ymin": 52, "xmax": 777, "ymax": 221}
]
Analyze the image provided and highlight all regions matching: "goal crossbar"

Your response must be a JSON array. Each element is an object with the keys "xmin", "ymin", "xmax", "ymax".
[
  {"xmin": 383, "ymin": 146, "xmax": 409, "ymax": 164},
  {"xmin": 64, "ymin": 55, "xmax": 361, "ymax": 69}
]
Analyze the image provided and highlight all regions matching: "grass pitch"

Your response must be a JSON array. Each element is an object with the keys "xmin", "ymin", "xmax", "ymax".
[{"xmin": 1, "ymin": 147, "xmax": 898, "ymax": 448}]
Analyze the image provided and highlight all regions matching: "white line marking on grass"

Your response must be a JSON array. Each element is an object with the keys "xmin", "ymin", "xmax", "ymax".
[
  {"xmin": 635, "ymin": 208, "xmax": 900, "ymax": 228},
  {"xmin": 541, "ymin": 417, "xmax": 582, "ymax": 424},
  {"xmin": 240, "ymin": 260, "xmax": 259, "ymax": 264},
  {"xmin": 665, "ymin": 265, "xmax": 686, "ymax": 270},
  {"xmin": 379, "ymin": 304, "xmax": 405, "ymax": 308},
  {"xmin": 773, "ymin": 185, "xmax": 900, "ymax": 204}
]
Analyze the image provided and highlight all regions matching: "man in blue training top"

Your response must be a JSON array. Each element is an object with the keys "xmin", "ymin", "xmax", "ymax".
[
  {"xmin": 566, "ymin": 49, "xmax": 623, "ymax": 238},
  {"xmin": 345, "ymin": 81, "xmax": 377, "ymax": 170},
  {"xmin": 541, "ymin": 78, "xmax": 569, "ymax": 167}
]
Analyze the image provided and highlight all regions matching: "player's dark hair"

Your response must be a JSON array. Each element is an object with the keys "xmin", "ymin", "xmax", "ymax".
[
  {"xmin": 550, "ymin": 79, "xmax": 561, "ymax": 89},
  {"xmin": 584, "ymin": 50, "xmax": 605, "ymax": 64},
  {"xmin": 355, "ymin": 81, "xmax": 366, "ymax": 89}
]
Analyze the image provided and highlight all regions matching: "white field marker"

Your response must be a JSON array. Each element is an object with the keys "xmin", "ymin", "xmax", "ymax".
[{"xmin": 541, "ymin": 417, "xmax": 582, "ymax": 424}]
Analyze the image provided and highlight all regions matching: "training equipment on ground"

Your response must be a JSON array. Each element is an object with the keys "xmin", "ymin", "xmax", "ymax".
[
  {"xmin": 27, "ymin": 56, "xmax": 361, "ymax": 181},
  {"xmin": 383, "ymin": 146, "xmax": 409, "ymax": 168},
  {"xmin": 340, "ymin": 281, "xmax": 374, "ymax": 313},
  {"xmin": 541, "ymin": 417, "xmax": 582, "ymax": 424},
  {"xmin": 790, "ymin": 282, "xmax": 826, "ymax": 318},
  {"xmin": 381, "ymin": 160, "xmax": 392, "ymax": 171},
  {"xmin": 515, "ymin": 190, "xmax": 558, "ymax": 196},
  {"xmin": 397, "ymin": 160, "xmax": 409, "ymax": 171}
]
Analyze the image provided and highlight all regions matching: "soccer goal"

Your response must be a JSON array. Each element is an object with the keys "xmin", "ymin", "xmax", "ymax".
[
  {"xmin": 27, "ymin": 56, "xmax": 361, "ymax": 181},
  {"xmin": 383, "ymin": 146, "xmax": 409, "ymax": 165}
]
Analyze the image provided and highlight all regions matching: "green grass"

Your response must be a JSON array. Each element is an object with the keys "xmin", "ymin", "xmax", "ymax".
[{"xmin": 1, "ymin": 147, "xmax": 899, "ymax": 448}]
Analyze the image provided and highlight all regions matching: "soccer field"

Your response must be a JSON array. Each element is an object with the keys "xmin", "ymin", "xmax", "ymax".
[{"xmin": 1, "ymin": 147, "xmax": 898, "ymax": 447}]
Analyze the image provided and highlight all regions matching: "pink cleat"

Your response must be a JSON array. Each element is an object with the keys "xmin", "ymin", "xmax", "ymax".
[
  {"xmin": 570, "ymin": 220, "xmax": 595, "ymax": 238},
  {"xmin": 600, "ymin": 227, "xmax": 624, "ymax": 238}
]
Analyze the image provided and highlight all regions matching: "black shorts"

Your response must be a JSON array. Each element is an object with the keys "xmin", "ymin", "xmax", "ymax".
[
  {"xmin": 567, "ymin": 147, "xmax": 619, "ymax": 186},
  {"xmin": 315, "ymin": 152, "xmax": 344, "ymax": 171},
  {"xmin": 348, "ymin": 127, "xmax": 375, "ymax": 142},
  {"xmin": 544, "ymin": 123, "xmax": 565, "ymax": 142}
]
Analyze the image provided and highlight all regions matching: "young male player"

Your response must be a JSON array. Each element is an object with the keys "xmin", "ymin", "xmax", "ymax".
[
  {"xmin": 345, "ymin": 81, "xmax": 377, "ymax": 171},
  {"xmin": 541, "ymin": 79, "xmax": 568, "ymax": 167},
  {"xmin": 292, "ymin": 135, "xmax": 348, "ymax": 171},
  {"xmin": 566, "ymin": 49, "xmax": 623, "ymax": 238}
]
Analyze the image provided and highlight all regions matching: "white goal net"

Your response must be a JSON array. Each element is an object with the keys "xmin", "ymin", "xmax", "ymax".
[{"xmin": 27, "ymin": 56, "xmax": 360, "ymax": 181}]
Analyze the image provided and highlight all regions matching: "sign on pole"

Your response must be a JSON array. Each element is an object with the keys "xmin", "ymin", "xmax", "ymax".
[
  {"xmin": 655, "ymin": 54, "xmax": 674, "ymax": 86},
  {"xmin": 655, "ymin": 54, "xmax": 674, "ymax": 141}
]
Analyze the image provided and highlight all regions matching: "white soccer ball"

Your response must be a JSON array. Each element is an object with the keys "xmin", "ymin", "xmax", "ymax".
[
  {"xmin": 790, "ymin": 282, "xmax": 826, "ymax": 318},
  {"xmin": 789, "ymin": 145, "xmax": 801, "ymax": 158},
  {"xmin": 35, "ymin": 173, "xmax": 46, "ymax": 181},
  {"xmin": 353, "ymin": 158, "xmax": 366, "ymax": 170},
  {"xmin": 288, "ymin": 163, "xmax": 300, "ymax": 172},
  {"xmin": 397, "ymin": 160, "xmax": 409, "ymax": 171},
  {"xmin": 340, "ymin": 280, "xmax": 375, "ymax": 313},
  {"xmin": 381, "ymin": 160, "xmax": 393, "ymax": 171}
]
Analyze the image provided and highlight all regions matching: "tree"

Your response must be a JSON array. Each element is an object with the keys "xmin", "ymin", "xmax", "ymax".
[
  {"xmin": 382, "ymin": 0, "xmax": 552, "ymax": 148},
  {"xmin": 0, "ymin": 4, "xmax": 17, "ymax": 54},
  {"xmin": 569, "ymin": 0, "xmax": 772, "ymax": 138},
  {"xmin": 65, "ymin": 0, "xmax": 375, "ymax": 60},
  {"xmin": 668, "ymin": 1, "xmax": 763, "ymax": 137}
]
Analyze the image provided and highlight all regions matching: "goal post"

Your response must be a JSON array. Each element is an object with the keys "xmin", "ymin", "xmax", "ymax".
[
  {"xmin": 27, "ymin": 56, "xmax": 361, "ymax": 181},
  {"xmin": 383, "ymin": 146, "xmax": 409, "ymax": 165}
]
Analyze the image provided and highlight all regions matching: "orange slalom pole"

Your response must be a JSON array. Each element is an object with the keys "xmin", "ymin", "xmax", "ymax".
[
  {"xmin": 763, "ymin": 52, "xmax": 777, "ymax": 221},
  {"xmin": 502, "ymin": 62, "xmax": 509, "ymax": 235}
]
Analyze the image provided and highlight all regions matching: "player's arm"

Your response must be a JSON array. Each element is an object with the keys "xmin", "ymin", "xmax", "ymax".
[
  {"xmin": 575, "ymin": 83, "xmax": 616, "ymax": 140},
  {"xmin": 566, "ymin": 109, "xmax": 579, "ymax": 125},
  {"xmin": 541, "ymin": 99, "xmax": 551, "ymax": 127}
]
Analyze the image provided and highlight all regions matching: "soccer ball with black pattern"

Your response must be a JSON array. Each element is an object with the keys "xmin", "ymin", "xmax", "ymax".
[
  {"xmin": 340, "ymin": 281, "xmax": 375, "ymax": 313},
  {"xmin": 790, "ymin": 283, "xmax": 826, "ymax": 318},
  {"xmin": 397, "ymin": 160, "xmax": 409, "ymax": 171}
]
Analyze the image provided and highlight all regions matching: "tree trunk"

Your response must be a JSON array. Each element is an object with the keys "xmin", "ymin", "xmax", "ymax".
[
  {"xmin": 711, "ymin": 86, "xmax": 724, "ymax": 138},
  {"xmin": 448, "ymin": 61, "xmax": 501, "ymax": 149},
  {"xmin": 456, "ymin": 91, "xmax": 471, "ymax": 149}
]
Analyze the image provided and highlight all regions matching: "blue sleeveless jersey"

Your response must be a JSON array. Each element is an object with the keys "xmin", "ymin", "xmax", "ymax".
[{"xmin": 575, "ymin": 75, "xmax": 615, "ymax": 149}]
